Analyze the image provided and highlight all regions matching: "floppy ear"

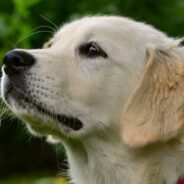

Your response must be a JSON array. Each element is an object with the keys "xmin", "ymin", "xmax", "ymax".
[{"xmin": 121, "ymin": 46, "xmax": 184, "ymax": 147}]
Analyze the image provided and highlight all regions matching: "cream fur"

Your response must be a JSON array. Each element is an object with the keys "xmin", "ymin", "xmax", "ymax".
[
  {"xmin": 121, "ymin": 47, "xmax": 184, "ymax": 147},
  {"xmin": 1, "ymin": 16, "xmax": 184, "ymax": 184}
]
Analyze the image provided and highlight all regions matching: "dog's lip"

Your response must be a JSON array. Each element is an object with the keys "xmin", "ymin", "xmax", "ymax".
[
  {"xmin": 3, "ymin": 84, "xmax": 83, "ymax": 131},
  {"xmin": 34, "ymin": 102, "xmax": 83, "ymax": 131}
]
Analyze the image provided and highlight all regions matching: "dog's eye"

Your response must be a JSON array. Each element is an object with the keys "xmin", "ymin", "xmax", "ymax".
[
  {"xmin": 43, "ymin": 41, "xmax": 53, "ymax": 48},
  {"xmin": 79, "ymin": 42, "xmax": 107, "ymax": 58}
]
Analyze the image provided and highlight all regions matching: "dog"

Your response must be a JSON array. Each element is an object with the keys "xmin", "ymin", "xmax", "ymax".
[{"xmin": 1, "ymin": 16, "xmax": 184, "ymax": 184}]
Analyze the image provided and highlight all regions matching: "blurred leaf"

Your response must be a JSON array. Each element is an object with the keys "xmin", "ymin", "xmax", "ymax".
[
  {"xmin": 13, "ymin": 0, "xmax": 43, "ymax": 17},
  {"xmin": 55, "ymin": 177, "xmax": 68, "ymax": 184},
  {"xmin": 0, "ymin": 176, "xmax": 68, "ymax": 184}
]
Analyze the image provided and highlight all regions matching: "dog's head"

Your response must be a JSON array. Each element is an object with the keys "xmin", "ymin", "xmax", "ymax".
[{"xmin": 1, "ymin": 16, "xmax": 184, "ymax": 145}]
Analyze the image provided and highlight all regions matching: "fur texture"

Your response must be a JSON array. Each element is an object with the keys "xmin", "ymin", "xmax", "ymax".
[{"xmin": 1, "ymin": 16, "xmax": 184, "ymax": 184}]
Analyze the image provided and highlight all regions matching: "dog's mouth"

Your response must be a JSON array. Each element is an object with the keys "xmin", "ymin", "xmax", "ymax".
[
  {"xmin": 33, "ymin": 102, "xmax": 83, "ymax": 131},
  {"xmin": 4, "ymin": 84, "xmax": 83, "ymax": 131}
]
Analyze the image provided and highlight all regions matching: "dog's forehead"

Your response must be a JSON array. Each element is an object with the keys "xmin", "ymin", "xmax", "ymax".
[{"xmin": 52, "ymin": 16, "xmax": 137, "ymax": 45}]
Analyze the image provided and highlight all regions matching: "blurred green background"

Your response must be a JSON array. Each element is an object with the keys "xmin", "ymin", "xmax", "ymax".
[{"xmin": 0, "ymin": 0, "xmax": 184, "ymax": 183}]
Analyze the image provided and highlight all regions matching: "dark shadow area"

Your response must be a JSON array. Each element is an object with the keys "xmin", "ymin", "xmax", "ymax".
[{"xmin": 0, "ymin": 118, "xmax": 67, "ymax": 179}]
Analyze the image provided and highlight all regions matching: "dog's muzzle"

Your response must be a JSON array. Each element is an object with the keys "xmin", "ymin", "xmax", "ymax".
[{"xmin": 1, "ymin": 50, "xmax": 83, "ymax": 131}]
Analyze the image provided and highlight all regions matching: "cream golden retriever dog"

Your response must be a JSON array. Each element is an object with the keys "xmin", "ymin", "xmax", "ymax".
[{"xmin": 1, "ymin": 16, "xmax": 184, "ymax": 184}]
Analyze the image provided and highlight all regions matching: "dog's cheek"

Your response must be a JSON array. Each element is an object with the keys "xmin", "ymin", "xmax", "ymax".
[{"xmin": 68, "ymin": 71, "xmax": 95, "ymax": 102}]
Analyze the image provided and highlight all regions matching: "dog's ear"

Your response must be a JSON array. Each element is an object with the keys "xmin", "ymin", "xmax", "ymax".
[{"xmin": 121, "ymin": 46, "xmax": 184, "ymax": 147}]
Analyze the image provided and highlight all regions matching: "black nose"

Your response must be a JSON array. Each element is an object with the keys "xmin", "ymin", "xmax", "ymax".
[{"xmin": 3, "ymin": 50, "xmax": 35, "ymax": 76}]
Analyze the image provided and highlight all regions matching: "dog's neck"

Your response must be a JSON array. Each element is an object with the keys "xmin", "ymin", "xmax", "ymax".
[{"xmin": 62, "ymin": 129, "xmax": 184, "ymax": 184}]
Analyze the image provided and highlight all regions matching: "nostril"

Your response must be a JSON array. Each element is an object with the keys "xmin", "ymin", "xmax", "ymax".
[
  {"xmin": 4, "ymin": 55, "xmax": 23, "ymax": 68},
  {"xmin": 11, "ymin": 55, "xmax": 26, "ymax": 68},
  {"xmin": 2, "ymin": 50, "xmax": 35, "ymax": 76}
]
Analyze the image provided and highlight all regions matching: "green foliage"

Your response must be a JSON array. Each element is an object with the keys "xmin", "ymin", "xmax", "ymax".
[
  {"xmin": 0, "ymin": 0, "xmax": 42, "ymax": 59},
  {"xmin": 0, "ymin": 0, "xmax": 184, "ymax": 63}
]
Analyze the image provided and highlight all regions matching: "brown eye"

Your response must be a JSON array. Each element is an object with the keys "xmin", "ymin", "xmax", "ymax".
[
  {"xmin": 79, "ymin": 42, "xmax": 108, "ymax": 58},
  {"xmin": 87, "ymin": 43, "xmax": 99, "ymax": 56}
]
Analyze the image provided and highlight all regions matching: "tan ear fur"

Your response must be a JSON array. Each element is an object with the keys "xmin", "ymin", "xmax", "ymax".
[{"xmin": 121, "ymin": 47, "xmax": 184, "ymax": 147}]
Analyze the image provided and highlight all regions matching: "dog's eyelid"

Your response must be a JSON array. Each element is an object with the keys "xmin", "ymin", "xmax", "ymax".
[{"xmin": 78, "ymin": 42, "xmax": 108, "ymax": 58}]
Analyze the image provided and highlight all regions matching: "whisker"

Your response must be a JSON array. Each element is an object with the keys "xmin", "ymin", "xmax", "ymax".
[
  {"xmin": 3, "ymin": 25, "xmax": 56, "ymax": 49},
  {"xmin": 0, "ymin": 104, "xmax": 15, "ymax": 121},
  {"xmin": 25, "ymin": 134, "xmax": 33, "ymax": 143},
  {"xmin": 6, "ymin": 39, "xmax": 17, "ymax": 49},
  {"xmin": 11, "ymin": 86, "xmax": 50, "ymax": 117},
  {"xmin": 40, "ymin": 15, "xmax": 59, "ymax": 31},
  {"xmin": 12, "ymin": 86, "xmax": 33, "ymax": 103},
  {"xmin": 27, "ymin": 25, "xmax": 57, "ymax": 34},
  {"xmin": 15, "ymin": 30, "xmax": 54, "ymax": 47}
]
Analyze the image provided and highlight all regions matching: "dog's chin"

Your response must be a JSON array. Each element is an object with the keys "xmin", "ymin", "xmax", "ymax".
[{"xmin": 3, "ymin": 84, "xmax": 83, "ymax": 135}]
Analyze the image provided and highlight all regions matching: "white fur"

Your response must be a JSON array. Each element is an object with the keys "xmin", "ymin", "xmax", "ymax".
[{"xmin": 1, "ymin": 16, "xmax": 184, "ymax": 184}]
